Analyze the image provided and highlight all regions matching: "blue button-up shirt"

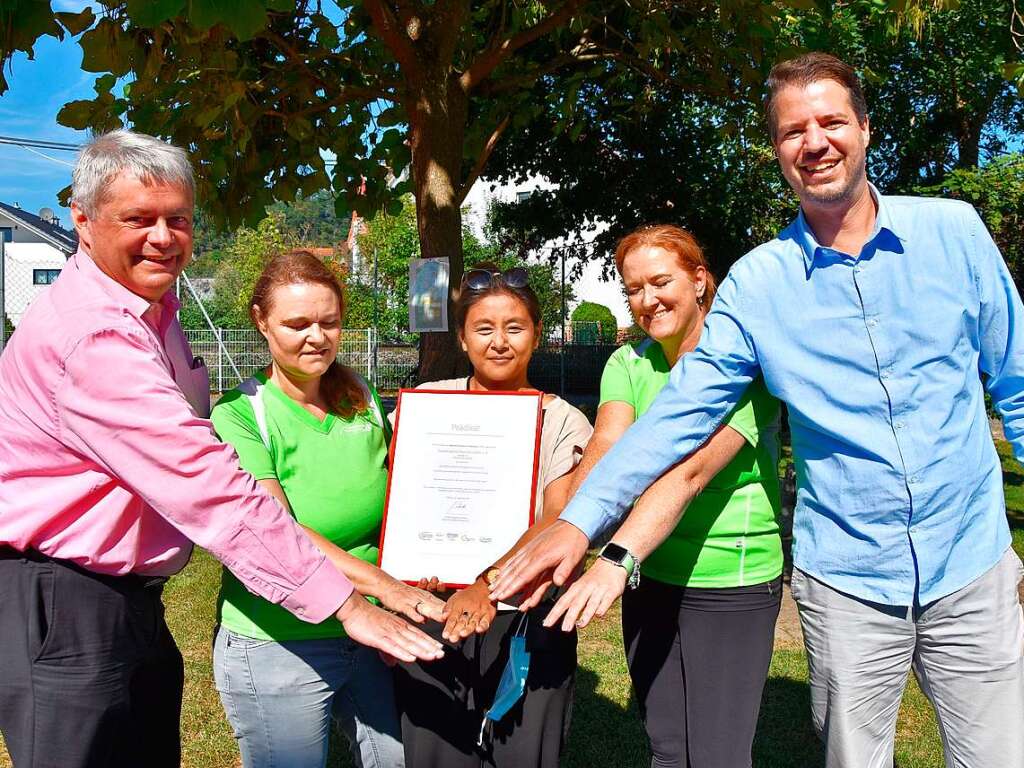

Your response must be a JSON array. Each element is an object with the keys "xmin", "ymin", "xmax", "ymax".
[{"xmin": 564, "ymin": 188, "xmax": 1023, "ymax": 605}]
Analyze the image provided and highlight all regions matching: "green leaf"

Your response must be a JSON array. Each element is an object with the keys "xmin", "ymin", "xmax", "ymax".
[
  {"xmin": 1002, "ymin": 62, "xmax": 1024, "ymax": 82},
  {"xmin": 286, "ymin": 116, "xmax": 314, "ymax": 141},
  {"xmin": 125, "ymin": 0, "xmax": 184, "ymax": 27},
  {"xmin": 57, "ymin": 99, "xmax": 97, "ymax": 130},
  {"xmin": 188, "ymin": 0, "xmax": 268, "ymax": 41},
  {"xmin": 194, "ymin": 104, "xmax": 223, "ymax": 127},
  {"xmin": 79, "ymin": 24, "xmax": 112, "ymax": 72},
  {"xmin": 376, "ymin": 106, "xmax": 404, "ymax": 128},
  {"xmin": 0, "ymin": 0, "xmax": 64, "ymax": 70},
  {"xmin": 385, "ymin": 197, "xmax": 404, "ymax": 216},
  {"xmin": 56, "ymin": 8, "xmax": 96, "ymax": 36},
  {"xmin": 94, "ymin": 73, "xmax": 116, "ymax": 94},
  {"xmin": 79, "ymin": 19, "xmax": 133, "ymax": 75},
  {"xmin": 312, "ymin": 13, "xmax": 340, "ymax": 49}
]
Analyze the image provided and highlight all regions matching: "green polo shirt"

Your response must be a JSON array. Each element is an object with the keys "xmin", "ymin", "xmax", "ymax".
[
  {"xmin": 600, "ymin": 340, "xmax": 783, "ymax": 588},
  {"xmin": 211, "ymin": 372, "xmax": 389, "ymax": 640}
]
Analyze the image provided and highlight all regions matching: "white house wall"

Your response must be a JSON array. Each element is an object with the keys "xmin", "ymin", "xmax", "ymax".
[{"xmin": 3, "ymin": 242, "xmax": 67, "ymax": 325}]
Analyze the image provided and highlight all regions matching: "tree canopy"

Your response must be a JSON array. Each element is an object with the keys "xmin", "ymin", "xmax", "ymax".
[
  {"xmin": 486, "ymin": 0, "xmax": 1024, "ymax": 279},
  {"xmin": 0, "ymin": 0, "xmax": 847, "ymax": 379},
  {"xmin": 179, "ymin": 191, "xmax": 573, "ymax": 343}
]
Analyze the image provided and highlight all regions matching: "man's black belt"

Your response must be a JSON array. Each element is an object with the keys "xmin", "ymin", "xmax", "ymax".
[{"xmin": 0, "ymin": 545, "xmax": 169, "ymax": 591}]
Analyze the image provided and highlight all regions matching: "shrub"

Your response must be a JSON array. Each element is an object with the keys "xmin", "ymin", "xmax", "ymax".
[{"xmin": 571, "ymin": 301, "xmax": 617, "ymax": 343}]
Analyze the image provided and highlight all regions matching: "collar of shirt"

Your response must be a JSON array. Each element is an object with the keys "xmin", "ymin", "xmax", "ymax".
[
  {"xmin": 793, "ymin": 182, "xmax": 907, "ymax": 274},
  {"xmin": 73, "ymin": 249, "xmax": 181, "ymax": 336}
]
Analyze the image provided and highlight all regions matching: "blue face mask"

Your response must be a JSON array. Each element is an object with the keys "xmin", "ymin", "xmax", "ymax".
[{"xmin": 478, "ymin": 615, "xmax": 531, "ymax": 746}]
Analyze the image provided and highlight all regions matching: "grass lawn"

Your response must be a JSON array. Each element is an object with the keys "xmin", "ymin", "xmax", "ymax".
[{"xmin": 3, "ymin": 442, "xmax": 1023, "ymax": 767}]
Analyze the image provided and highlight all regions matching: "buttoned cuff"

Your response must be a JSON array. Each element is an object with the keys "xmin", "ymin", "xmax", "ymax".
[
  {"xmin": 279, "ymin": 557, "xmax": 355, "ymax": 624},
  {"xmin": 560, "ymin": 498, "xmax": 610, "ymax": 543}
]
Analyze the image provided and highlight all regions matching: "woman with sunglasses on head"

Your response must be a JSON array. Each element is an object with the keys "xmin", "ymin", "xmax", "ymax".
[
  {"xmin": 392, "ymin": 263, "xmax": 593, "ymax": 768},
  {"xmin": 209, "ymin": 251, "xmax": 445, "ymax": 768},
  {"xmin": 546, "ymin": 225, "xmax": 783, "ymax": 768}
]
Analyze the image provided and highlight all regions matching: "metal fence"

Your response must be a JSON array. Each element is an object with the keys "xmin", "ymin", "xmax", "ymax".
[
  {"xmin": 184, "ymin": 322, "xmax": 620, "ymax": 395},
  {"xmin": 0, "ymin": 240, "xmax": 67, "ymax": 356},
  {"xmin": 184, "ymin": 328, "xmax": 421, "ymax": 393}
]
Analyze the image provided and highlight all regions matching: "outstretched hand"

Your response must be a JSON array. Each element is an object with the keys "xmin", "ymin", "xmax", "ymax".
[
  {"xmin": 379, "ymin": 577, "xmax": 446, "ymax": 623},
  {"xmin": 488, "ymin": 520, "xmax": 589, "ymax": 609},
  {"xmin": 543, "ymin": 557, "xmax": 627, "ymax": 632},
  {"xmin": 335, "ymin": 592, "xmax": 444, "ymax": 663},
  {"xmin": 440, "ymin": 581, "xmax": 496, "ymax": 642},
  {"xmin": 415, "ymin": 576, "xmax": 447, "ymax": 593}
]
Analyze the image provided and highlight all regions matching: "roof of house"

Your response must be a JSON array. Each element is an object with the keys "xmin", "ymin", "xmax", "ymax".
[{"xmin": 0, "ymin": 202, "xmax": 78, "ymax": 253}]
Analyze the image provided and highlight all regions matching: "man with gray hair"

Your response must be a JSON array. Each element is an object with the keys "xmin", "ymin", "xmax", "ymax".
[{"xmin": 0, "ymin": 130, "xmax": 442, "ymax": 767}]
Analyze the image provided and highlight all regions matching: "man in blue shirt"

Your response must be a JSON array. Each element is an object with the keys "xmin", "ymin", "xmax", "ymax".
[{"xmin": 493, "ymin": 53, "xmax": 1024, "ymax": 767}]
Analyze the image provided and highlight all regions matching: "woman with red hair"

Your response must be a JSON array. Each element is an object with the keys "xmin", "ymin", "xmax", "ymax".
[{"xmin": 557, "ymin": 225, "xmax": 784, "ymax": 768}]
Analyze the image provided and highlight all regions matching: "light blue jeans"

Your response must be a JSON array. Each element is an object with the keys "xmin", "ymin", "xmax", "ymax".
[{"xmin": 213, "ymin": 627, "xmax": 405, "ymax": 768}]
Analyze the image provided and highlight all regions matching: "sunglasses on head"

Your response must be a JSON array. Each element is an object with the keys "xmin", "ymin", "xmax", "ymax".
[{"xmin": 463, "ymin": 267, "xmax": 530, "ymax": 292}]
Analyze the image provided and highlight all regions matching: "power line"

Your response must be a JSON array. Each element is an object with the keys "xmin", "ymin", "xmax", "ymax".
[
  {"xmin": 0, "ymin": 135, "xmax": 82, "ymax": 152},
  {"xmin": 18, "ymin": 144, "xmax": 76, "ymax": 168}
]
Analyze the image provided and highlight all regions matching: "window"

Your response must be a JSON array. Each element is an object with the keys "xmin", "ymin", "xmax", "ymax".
[
  {"xmin": 0, "ymin": 227, "xmax": 11, "ymax": 243},
  {"xmin": 516, "ymin": 191, "xmax": 531, "ymax": 203},
  {"xmin": 33, "ymin": 269, "xmax": 61, "ymax": 285}
]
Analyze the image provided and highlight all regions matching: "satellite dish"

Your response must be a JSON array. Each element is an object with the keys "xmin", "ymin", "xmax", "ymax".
[{"xmin": 38, "ymin": 207, "xmax": 55, "ymax": 223}]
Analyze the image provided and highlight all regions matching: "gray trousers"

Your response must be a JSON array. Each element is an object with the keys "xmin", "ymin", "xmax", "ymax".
[{"xmin": 791, "ymin": 547, "xmax": 1024, "ymax": 768}]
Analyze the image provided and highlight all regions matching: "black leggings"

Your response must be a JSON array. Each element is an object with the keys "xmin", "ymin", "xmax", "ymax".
[
  {"xmin": 395, "ymin": 603, "xmax": 577, "ymax": 768},
  {"xmin": 622, "ymin": 576, "xmax": 781, "ymax": 768}
]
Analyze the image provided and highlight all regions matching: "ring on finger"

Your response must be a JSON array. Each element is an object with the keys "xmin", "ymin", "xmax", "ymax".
[{"xmin": 414, "ymin": 601, "xmax": 425, "ymax": 616}]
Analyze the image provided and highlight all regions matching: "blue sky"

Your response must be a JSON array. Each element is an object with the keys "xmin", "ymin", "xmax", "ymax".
[
  {"xmin": 0, "ymin": 1, "xmax": 346, "ymax": 232},
  {"xmin": 0, "ymin": 2, "xmax": 93, "ymax": 229}
]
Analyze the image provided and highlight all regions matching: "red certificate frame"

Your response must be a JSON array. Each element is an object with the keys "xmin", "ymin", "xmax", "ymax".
[{"xmin": 378, "ymin": 388, "xmax": 544, "ymax": 589}]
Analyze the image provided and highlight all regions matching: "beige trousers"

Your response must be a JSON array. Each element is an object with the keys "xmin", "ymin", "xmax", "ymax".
[{"xmin": 791, "ymin": 547, "xmax": 1024, "ymax": 768}]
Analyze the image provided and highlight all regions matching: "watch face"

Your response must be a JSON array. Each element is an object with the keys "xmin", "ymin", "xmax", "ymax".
[{"xmin": 602, "ymin": 543, "xmax": 629, "ymax": 564}]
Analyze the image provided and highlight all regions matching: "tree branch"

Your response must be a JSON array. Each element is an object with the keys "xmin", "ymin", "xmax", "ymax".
[
  {"xmin": 475, "ymin": 51, "xmax": 582, "ymax": 97},
  {"xmin": 261, "ymin": 83, "xmax": 391, "ymax": 123},
  {"xmin": 262, "ymin": 27, "xmax": 333, "ymax": 91},
  {"xmin": 459, "ymin": 0, "xmax": 584, "ymax": 93},
  {"xmin": 363, "ymin": 0, "xmax": 420, "ymax": 74},
  {"xmin": 457, "ymin": 113, "xmax": 511, "ymax": 205}
]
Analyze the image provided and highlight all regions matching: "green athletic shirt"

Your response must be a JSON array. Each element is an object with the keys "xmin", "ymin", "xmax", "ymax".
[
  {"xmin": 210, "ymin": 371, "xmax": 390, "ymax": 640},
  {"xmin": 599, "ymin": 339, "xmax": 783, "ymax": 588}
]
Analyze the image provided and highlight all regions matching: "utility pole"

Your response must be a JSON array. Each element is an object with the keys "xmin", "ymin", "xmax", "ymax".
[
  {"xmin": 372, "ymin": 248, "xmax": 379, "ymax": 386},
  {"xmin": 560, "ymin": 247, "xmax": 566, "ymax": 398}
]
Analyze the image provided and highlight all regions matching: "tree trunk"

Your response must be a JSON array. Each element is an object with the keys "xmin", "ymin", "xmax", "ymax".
[
  {"xmin": 956, "ymin": 117, "xmax": 982, "ymax": 170},
  {"xmin": 407, "ymin": 75, "xmax": 470, "ymax": 383}
]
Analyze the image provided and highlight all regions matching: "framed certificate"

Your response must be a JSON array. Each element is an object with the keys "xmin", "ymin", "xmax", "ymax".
[{"xmin": 378, "ymin": 389, "xmax": 543, "ymax": 587}]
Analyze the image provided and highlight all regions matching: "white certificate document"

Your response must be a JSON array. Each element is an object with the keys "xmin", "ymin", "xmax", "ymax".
[{"xmin": 379, "ymin": 389, "xmax": 542, "ymax": 586}]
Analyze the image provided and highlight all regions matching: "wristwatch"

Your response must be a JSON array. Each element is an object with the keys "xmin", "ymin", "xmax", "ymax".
[{"xmin": 598, "ymin": 542, "xmax": 641, "ymax": 590}]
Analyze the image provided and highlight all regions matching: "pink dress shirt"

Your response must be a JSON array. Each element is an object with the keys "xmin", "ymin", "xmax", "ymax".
[{"xmin": 0, "ymin": 251, "xmax": 353, "ymax": 624}]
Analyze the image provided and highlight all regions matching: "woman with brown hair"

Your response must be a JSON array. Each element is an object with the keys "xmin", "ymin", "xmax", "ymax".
[
  {"xmin": 552, "ymin": 225, "xmax": 784, "ymax": 768},
  {"xmin": 210, "ymin": 251, "xmax": 444, "ymax": 768},
  {"xmin": 393, "ymin": 263, "xmax": 592, "ymax": 768}
]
